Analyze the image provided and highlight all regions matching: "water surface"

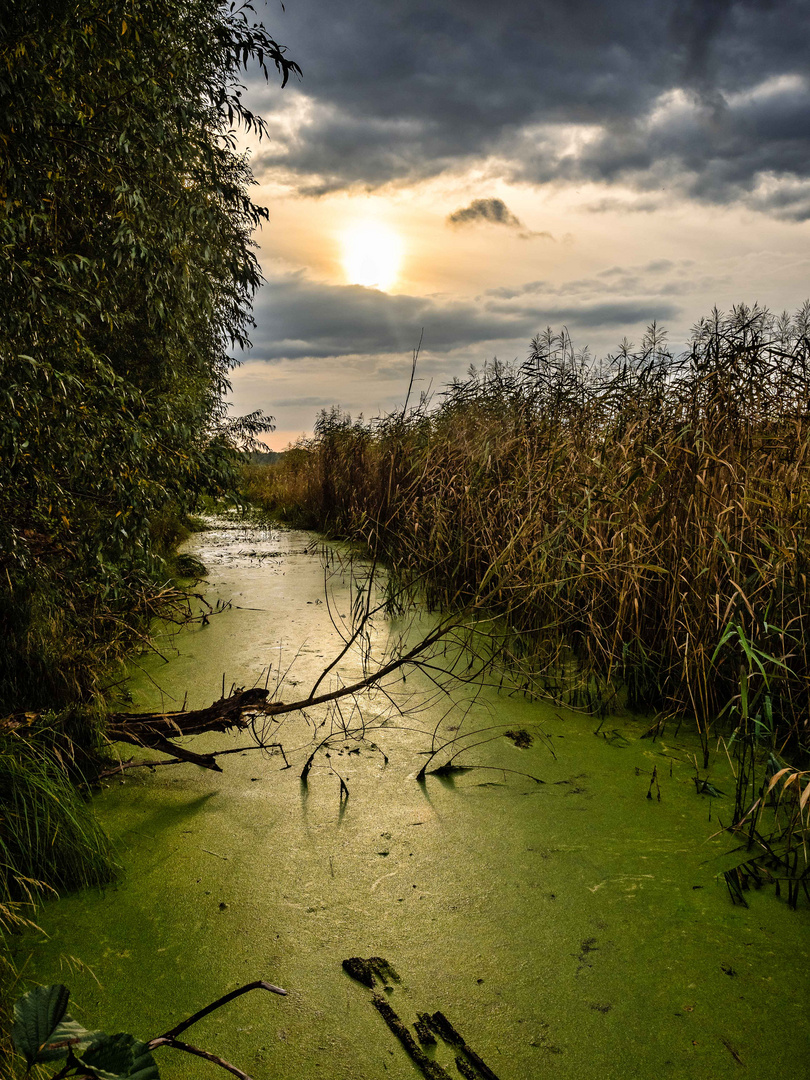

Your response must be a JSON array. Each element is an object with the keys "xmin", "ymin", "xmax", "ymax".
[{"xmin": 20, "ymin": 518, "xmax": 810, "ymax": 1079}]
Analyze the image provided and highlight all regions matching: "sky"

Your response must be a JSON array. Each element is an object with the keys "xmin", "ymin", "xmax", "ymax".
[{"xmin": 229, "ymin": 0, "xmax": 810, "ymax": 449}]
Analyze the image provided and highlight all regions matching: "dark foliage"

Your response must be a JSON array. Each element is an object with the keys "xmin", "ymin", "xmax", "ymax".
[{"xmin": 0, "ymin": 0, "xmax": 296, "ymax": 708}]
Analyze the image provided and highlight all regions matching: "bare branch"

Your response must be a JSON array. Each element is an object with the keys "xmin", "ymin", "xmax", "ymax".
[{"xmin": 149, "ymin": 980, "xmax": 287, "ymax": 1045}]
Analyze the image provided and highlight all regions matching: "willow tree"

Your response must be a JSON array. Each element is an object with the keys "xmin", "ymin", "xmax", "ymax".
[{"xmin": 0, "ymin": 0, "xmax": 299, "ymax": 708}]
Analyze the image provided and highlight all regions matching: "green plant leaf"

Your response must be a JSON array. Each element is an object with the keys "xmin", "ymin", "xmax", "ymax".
[
  {"xmin": 38, "ymin": 1017, "xmax": 104, "ymax": 1062},
  {"xmin": 12, "ymin": 983, "xmax": 70, "ymax": 1067},
  {"xmin": 78, "ymin": 1032, "xmax": 160, "ymax": 1080}
]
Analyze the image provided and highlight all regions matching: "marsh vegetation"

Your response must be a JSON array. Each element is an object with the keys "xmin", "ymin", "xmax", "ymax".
[
  {"xmin": 17, "ymin": 516, "xmax": 810, "ymax": 1080},
  {"xmin": 245, "ymin": 303, "xmax": 810, "ymax": 908}
]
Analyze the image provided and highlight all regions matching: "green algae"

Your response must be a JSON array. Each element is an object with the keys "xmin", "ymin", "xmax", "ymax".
[{"xmin": 15, "ymin": 518, "xmax": 810, "ymax": 1080}]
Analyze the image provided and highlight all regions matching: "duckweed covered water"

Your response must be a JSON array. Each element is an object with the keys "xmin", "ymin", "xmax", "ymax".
[{"xmin": 18, "ymin": 519, "xmax": 810, "ymax": 1079}]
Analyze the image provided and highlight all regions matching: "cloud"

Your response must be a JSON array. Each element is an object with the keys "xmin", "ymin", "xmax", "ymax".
[
  {"xmin": 269, "ymin": 395, "xmax": 337, "ymax": 408},
  {"xmin": 485, "ymin": 297, "xmax": 682, "ymax": 328},
  {"xmin": 249, "ymin": 0, "xmax": 810, "ymax": 216},
  {"xmin": 482, "ymin": 259, "xmax": 701, "ymax": 304},
  {"xmin": 248, "ymin": 273, "xmax": 541, "ymax": 360},
  {"xmin": 445, "ymin": 197, "xmax": 555, "ymax": 239},
  {"xmin": 244, "ymin": 270, "xmax": 682, "ymax": 363},
  {"xmin": 447, "ymin": 197, "xmax": 523, "ymax": 228},
  {"xmin": 585, "ymin": 196, "xmax": 664, "ymax": 214}
]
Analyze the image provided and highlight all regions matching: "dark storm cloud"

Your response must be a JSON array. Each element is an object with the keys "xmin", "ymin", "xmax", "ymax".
[
  {"xmin": 670, "ymin": 0, "xmax": 738, "ymax": 94},
  {"xmin": 253, "ymin": 0, "xmax": 810, "ymax": 215},
  {"xmin": 484, "ymin": 297, "xmax": 682, "ymax": 327},
  {"xmin": 518, "ymin": 72, "xmax": 810, "ymax": 217},
  {"xmin": 246, "ymin": 272, "xmax": 680, "ymax": 362},
  {"xmin": 248, "ymin": 273, "xmax": 538, "ymax": 359}
]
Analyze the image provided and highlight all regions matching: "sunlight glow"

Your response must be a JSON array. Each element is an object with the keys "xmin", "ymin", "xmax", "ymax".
[{"xmin": 341, "ymin": 222, "xmax": 403, "ymax": 291}]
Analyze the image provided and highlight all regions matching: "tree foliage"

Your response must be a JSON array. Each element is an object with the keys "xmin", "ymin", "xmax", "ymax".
[{"xmin": 0, "ymin": 0, "xmax": 298, "ymax": 707}]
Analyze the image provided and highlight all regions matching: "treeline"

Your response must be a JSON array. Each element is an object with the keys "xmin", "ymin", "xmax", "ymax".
[
  {"xmin": 0, "ymin": 0, "xmax": 296, "ymax": 712},
  {"xmin": 0, "ymin": 0, "xmax": 296, "ymax": 1054},
  {"xmin": 247, "ymin": 304, "xmax": 810, "ymax": 760}
]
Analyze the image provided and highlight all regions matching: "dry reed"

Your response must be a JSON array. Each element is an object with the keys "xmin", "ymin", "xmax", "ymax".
[{"xmin": 247, "ymin": 304, "xmax": 810, "ymax": 765}]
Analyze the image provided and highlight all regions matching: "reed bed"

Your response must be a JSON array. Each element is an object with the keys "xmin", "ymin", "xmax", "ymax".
[
  {"xmin": 248, "ymin": 303, "xmax": 810, "ymax": 898},
  {"xmin": 250, "ymin": 305, "xmax": 810, "ymax": 758},
  {"xmin": 0, "ymin": 735, "xmax": 113, "ymax": 911}
]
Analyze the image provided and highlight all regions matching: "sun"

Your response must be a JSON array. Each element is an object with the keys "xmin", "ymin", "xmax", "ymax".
[{"xmin": 341, "ymin": 222, "xmax": 403, "ymax": 291}]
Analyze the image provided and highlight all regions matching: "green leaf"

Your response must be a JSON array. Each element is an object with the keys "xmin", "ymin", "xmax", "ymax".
[
  {"xmin": 78, "ymin": 1032, "xmax": 160, "ymax": 1080},
  {"xmin": 38, "ymin": 1017, "xmax": 104, "ymax": 1062},
  {"xmin": 12, "ymin": 983, "xmax": 71, "ymax": 1067}
]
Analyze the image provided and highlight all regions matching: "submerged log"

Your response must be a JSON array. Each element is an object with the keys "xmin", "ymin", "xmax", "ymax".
[
  {"xmin": 425, "ymin": 1013, "xmax": 501, "ymax": 1080},
  {"xmin": 371, "ymin": 996, "xmax": 453, "ymax": 1080},
  {"xmin": 455, "ymin": 1058, "xmax": 478, "ymax": 1080},
  {"xmin": 342, "ymin": 956, "xmax": 401, "ymax": 989}
]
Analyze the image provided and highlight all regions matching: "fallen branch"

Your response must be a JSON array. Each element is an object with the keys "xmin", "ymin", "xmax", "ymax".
[
  {"xmin": 99, "ymin": 615, "xmax": 461, "ymax": 773},
  {"xmin": 105, "ymin": 688, "xmax": 271, "ymax": 771},
  {"xmin": 424, "ymin": 1012, "xmax": 501, "ymax": 1080},
  {"xmin": 110, "ymin": 687, "xmax": 269, "ymax": 741},
  {"xmin": 146, "ymin": 1038, "xmax": 253, "ymax": 1080},
  {"xmin": 149, "ymin": 980, "xmax": 287, "ymax": 1043},
  {"xmin": 97, "ymin": 741, "xmax": 290, "ymax": 779}
]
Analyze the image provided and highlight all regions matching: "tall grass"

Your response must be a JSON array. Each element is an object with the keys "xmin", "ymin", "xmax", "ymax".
[
  {"xmin": 248, "ymin": 304, "xmax": 810, "ymax": 765},
  {"xmin": 0, "ymin": 726, "xmax": 115, "ymax": 1074},
  {"xmin": 0, "ymin": 733, "xmax": 113, "ymax": 905},
  {"xmin": 248, "ymin": 303, "xmax": 810, "ymax": 901}
]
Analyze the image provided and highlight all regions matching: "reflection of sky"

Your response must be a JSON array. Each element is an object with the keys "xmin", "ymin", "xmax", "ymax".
[{"xmin": 230, "ymin": 0, "xmax": 810, "ymax": 448}]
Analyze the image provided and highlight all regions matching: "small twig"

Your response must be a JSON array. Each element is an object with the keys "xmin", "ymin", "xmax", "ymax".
[
  {"xmin": 401, "ymin": 330, "xmax": 423, "ymax": 419},
  {"xmin": 427, "ymin": 762, "xmax": 547, "ymax": 784},
  {"xmin": 721, "ymin": 1037, "xmax": 744, "ymax": 1066}
]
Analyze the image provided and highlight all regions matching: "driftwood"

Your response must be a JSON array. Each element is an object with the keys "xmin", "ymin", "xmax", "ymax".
[
  {"xmin": 455, "ymin": 1058, "xmax": 478, "ymax": 1080},
  {"xmin": 424, "ymin": 1013, "xmax": 501, "ymax": 1080},
  {"xmin": 342, "ymin": 956, "xmax": 401, "ymax": 989},
  {"xmin": 0, "ymin": 689, "xmax": 275, "ymax": 774},
  {"xmin": 344, "ymin": 957, "xmax": 500, "ymax": 1080}
]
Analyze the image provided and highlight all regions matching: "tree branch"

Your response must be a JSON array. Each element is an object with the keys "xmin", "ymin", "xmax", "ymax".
[{"xmin": 149, "ymin": 980, "xmax": 287, "ymax": 1045}]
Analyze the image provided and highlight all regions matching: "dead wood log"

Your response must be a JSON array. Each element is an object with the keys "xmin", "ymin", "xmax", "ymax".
[
  {"xmin": 106, "ymin": 689, "xmax": 271, "ymax": 772},
  {"xmin": 371, "ymin": 996, "xmax": 453, "ymax": 1080},
  {"xmin": 424, "ymin": 1013, "xmax": 501, "ymax": 1080},
  {"xmin": 110, "ymin": 687, "xmax": 269, "ymax": 739}
]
